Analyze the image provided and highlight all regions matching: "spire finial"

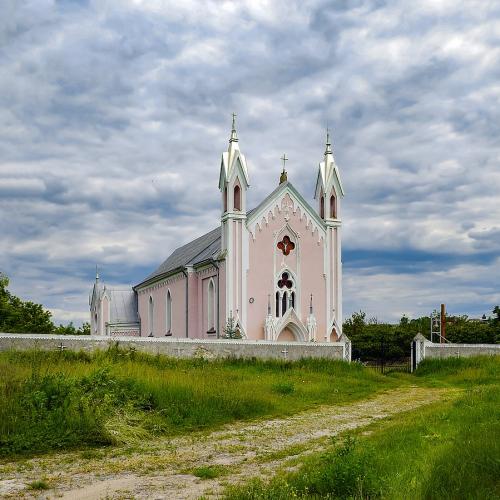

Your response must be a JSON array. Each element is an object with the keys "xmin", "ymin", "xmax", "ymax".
[
  {"xmin": 95, "ymin": 265, "xmax": 99, "ymax": 282},
  {"xmin": 229, "ymin": 112, "xmax": 238, "ymax": 143},
  {"xmin": 279, "ymin": 153, "xmax": 288, "ymax": 184},
  {"xmin": 325, "ymin": 125, "xmax": 332, "ymax": 156}
]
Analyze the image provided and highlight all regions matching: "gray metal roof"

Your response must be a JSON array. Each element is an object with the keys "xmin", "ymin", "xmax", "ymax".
[
  {"xmin": 136, "ymin": 226, "xmax": 221, "ymax": 287},
  {"xmin": 107, "ymin": 288, "xmax": 139, "ymax": 324}
]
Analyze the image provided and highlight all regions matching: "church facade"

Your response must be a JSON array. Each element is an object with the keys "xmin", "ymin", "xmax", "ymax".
[{"xmin": 90, "ymin": 118, "xmax": 344, "ymax": 342}]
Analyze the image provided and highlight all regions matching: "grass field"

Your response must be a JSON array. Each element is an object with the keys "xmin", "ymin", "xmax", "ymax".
[
  {"xmin": 1, "ymin": 348, "xmax": 498, "ymax": 499},
  {"xmin": 0, "ymin": 346, "xmax": 403, "ymax": 458},
  {"xmin": 224, "ymin": 356, "xmax": 500, "ymax": 500}
]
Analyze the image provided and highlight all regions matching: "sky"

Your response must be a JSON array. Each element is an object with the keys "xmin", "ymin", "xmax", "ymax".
[{"xmin": 1, "ymin": 0, "xmax": 499, "ymax": 326}]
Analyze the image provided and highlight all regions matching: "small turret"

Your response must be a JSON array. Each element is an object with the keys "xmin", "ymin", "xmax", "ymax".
[
  {"xmin": 219, "ymin": 113, "xmax": 250, "ymax": 214},
  {"xmin": 314, "ymin": 127, "xmax": 344, "ymax": 220}
]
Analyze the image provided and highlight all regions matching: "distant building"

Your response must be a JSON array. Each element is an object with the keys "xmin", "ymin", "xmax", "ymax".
[
  {"xmin": 89, "ymin": 281, "xmax": 139, "ymax": 336},
  {"xmin": 90, "ymin": 117, "xmax": 344, "ymax": 341}
]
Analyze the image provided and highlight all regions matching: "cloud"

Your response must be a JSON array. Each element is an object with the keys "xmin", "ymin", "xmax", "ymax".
[{"xmin": 1, "ymin": 0, "xmax": 499, "ymax": 325}]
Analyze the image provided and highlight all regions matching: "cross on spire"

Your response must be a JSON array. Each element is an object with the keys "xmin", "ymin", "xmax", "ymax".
[
  {"xmin": 325, "ymin": 125, "xmax": 333, "ymax": 156},
  {"xmin": 281, "ymin": 153, "xmax": 288, "ymax": 169},
  {"xmin": 279, "ymin": 153, "xmax": 288, "ymax": 184},
  {"xmin": 229, "ymin": 112, "xmax": 238, "ymax": 143}
]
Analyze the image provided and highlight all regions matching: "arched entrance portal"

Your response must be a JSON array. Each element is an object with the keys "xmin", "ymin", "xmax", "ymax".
[
  {"xmin": 276, "ymin": 320, "xmax": 307, "ymax": 342},
  {"xmin": 277, "ymin": 328, "xmax": 295, "ymax": 342}
]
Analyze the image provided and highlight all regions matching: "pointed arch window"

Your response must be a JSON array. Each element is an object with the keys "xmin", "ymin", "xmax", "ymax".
[
  {"xmin": 148, "ymin": 296, "xmax": 154, "ymax": 336},
  {"xmin": 223, "ymin": 186, "xmax": 228, "ymax": 213},
  {"xmin": 207, "ymin": 279, "xmax": 216, "ymax": 333},
  {"xmin": 330, "ymin": 194, "xmax": 336, "ymax": 218},
  {"xmin": 282, "ymin": 292, "xmax": 288, "ymax": 315},
  {"xmin": 234, "ymin": 185, "xmax": 241, "ymax": 211},
  {"xmin": 320, "ymin": 195, "xmax": 325, "ymax": 219},
  {"xmin": 166, "ymin": 290, "xmax": 172, "ymax": 335},
  {"xmin": 275, "ymin": 271, "xmax": 297, "ymax": 317}
]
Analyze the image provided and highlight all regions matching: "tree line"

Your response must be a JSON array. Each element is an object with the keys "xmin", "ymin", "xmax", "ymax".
[
  {"xmin": 343, "ymin": 308, "xmax": 500, "ymax": 362},
  {"xmin": 1, "ymin": 273, "xmax": 499, "ymax": 353},
  {"xmin": 0, "ymin": 273, "xmax": 90, "ymax": 335}
]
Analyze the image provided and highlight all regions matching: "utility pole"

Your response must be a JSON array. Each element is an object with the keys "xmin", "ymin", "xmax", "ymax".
[{"xmin": 440, "ymin": 303, "xmax": 446, "ymax": 344}]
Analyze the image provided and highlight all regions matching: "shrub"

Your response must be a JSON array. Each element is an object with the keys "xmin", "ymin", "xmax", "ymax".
[
  {"xmin": 191, "ymin": 465, "xmax": 229, "ymax": 479},
  {"xmin": 271, "ymin": 381, "xmax": 295, "ymax": 395},
  {"xmin": 27, "ymin": 480, "xmax": 50, "ymax": 490}
]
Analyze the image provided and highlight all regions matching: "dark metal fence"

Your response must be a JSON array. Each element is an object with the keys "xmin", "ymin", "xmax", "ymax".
[{"xmin": 367, "ymin": 359, "xmax": 411, "ymax": 374}]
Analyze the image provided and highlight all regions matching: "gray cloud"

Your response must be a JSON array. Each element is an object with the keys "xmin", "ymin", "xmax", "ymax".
[{"xmin": 1, "ymin": 0, "xmax": 499, "ymax": 324}]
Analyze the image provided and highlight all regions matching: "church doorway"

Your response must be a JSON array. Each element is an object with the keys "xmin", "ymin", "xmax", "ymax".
[
  {"xmin": 277, "ymin": 327, "xmax": 296, "ymax": 342},
  {"xmin": 276, "ymin": 321, "xmax": 307, "ymax": 342}
]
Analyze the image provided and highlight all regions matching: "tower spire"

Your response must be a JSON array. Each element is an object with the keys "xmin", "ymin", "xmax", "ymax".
[{"xmin": 229, "ymin": 112, "xmax": 238, "ymax": 143}]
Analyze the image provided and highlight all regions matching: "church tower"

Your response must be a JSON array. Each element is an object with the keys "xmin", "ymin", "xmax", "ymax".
[
  {"xmin": 219, "ymin": 114, "xmax": 250, "ymax": 334},
  {"xmin": 314, "ymin": 129, "xmax": 344, "ymax": 339}
]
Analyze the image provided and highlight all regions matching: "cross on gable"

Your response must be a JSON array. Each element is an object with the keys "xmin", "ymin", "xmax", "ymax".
[{"xmin": 281, "ymin": 153, "xmax": 288, "ymax": 169}]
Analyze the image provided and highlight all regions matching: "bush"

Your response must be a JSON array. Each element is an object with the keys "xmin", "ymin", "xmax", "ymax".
[
  {"xmin": 294, "ymin": 436, "xmax": 378, "ymax": 498},
  {"xmin": 272, "ymin": 381, "xmax": 295, "ymax": 395},
  {"xmin": 0, "ymin": 364, "xmax": 158, "ymax": 456}
]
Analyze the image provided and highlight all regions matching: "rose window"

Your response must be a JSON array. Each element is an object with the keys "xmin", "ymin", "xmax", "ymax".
[{"xmin": 277, "ymin": 235, "xmax": 295, "ymax": 256}]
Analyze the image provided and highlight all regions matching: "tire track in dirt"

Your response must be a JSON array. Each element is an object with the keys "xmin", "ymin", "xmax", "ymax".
[{"xmin": 0, "ymin": 386, "xmax": 458, "ymax": 499}]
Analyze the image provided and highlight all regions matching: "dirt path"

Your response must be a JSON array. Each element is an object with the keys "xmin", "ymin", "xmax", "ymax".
[{"xmin": 0, "ymin": 386, "xmax": 457, "ymax": 499}]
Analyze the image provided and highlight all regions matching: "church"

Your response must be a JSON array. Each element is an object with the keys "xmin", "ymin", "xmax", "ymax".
[{"xmin": 90, "ymin": 117, "xmax": 344, "ymax": 342}]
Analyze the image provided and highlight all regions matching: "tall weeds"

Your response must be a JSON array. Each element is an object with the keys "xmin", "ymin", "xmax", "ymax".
[{"xmin": 0, "ymin": 348, "xmax": 395, "ymax": 457}]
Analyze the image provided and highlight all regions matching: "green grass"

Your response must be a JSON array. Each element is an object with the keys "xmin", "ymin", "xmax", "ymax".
[
  {"xmin": 415, "ymin": 354, "xmax": 500, "ymax": 387},
  {"xmin": 0, "ymin": 347, "xmax": 401, "ymax": 458},
  {"xmin": 189, "ymin": 465, "xmax": 230, "ymax": 479},
  {"xmin": 224, "ymin": 356, "xmax": 500, "ymax": 500},
  {"xmin": 27, "ymin": 479, "xmax": 50, "ymax": 490}
]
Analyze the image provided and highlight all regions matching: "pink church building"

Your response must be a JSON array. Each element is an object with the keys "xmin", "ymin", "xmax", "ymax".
[{"xmin": 90, "ymin": 118, "xmax": 344, "ymax": 342}]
